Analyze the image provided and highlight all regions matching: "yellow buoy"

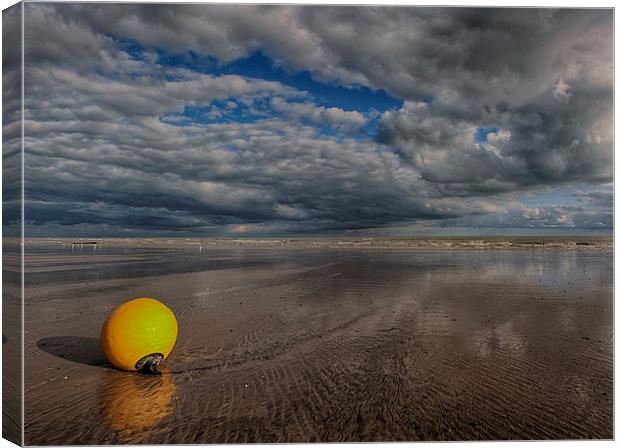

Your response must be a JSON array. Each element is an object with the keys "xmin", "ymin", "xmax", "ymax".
[{"xmin": 100, "ymin": 297, "xmax": 178, "ymax": 374}]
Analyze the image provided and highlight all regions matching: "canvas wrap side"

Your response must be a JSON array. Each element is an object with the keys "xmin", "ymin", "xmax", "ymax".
[{"xmin": 2, "ymin": 2, "xmax": 24, "ymax": 446}]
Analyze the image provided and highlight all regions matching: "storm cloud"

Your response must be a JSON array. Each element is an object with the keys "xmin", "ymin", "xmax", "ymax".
[{"xmin": 4, "ymin": 4, "xmax": 613, "ymax": 236}]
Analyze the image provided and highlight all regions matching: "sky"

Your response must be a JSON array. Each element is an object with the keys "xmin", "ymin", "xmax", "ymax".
[{"xmin": 2, "ymin": 4, "xmax": 614, "ymax": 237}]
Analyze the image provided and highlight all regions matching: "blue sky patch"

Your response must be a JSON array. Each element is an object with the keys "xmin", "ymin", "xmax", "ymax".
[
  {"xmin": 474, "ymin": 126, "xmax": 499, "ymax": 143},
  {"xmin": 522, "ymin": 185, "xmax": 591, "ymax": 208},
  {"xmin": 112, "ymin": 36, "xmax": 403, "ymax": 114},
  {"xmin": 215, "ymin": 51, "xmax": 402, "ymax": 113},
  {"xmin": 160, "ymin": 100, "xmax": 274, "ymax": 126}
]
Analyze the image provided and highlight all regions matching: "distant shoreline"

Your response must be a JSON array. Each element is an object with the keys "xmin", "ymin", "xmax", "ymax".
[{"xmin": 12, "ymin": 235, "xmax": 613, "ymax": 251}]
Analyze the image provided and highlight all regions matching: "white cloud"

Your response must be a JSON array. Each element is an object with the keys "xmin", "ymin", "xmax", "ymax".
[
  {"xmin": 553, "ymin": 78, "xmax": 572, "ymax": 101},
  {"xmin": 270, "ymin": 98, "xmax": 366, "ymax": 132}
]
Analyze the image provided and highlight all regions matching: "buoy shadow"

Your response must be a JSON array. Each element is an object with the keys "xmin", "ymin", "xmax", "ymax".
[{"xmin": 37, "ymin": 336, "xmax": 112, "ymax": 368}]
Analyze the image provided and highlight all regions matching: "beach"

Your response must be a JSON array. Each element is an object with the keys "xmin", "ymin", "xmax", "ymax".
[
  {"xmin": 2, "ymin": 240, "xmax": 22, "ymax": 443},
  {"xmin": 20, "ymin": 237, "xmax": 613, "ymax": 443}
]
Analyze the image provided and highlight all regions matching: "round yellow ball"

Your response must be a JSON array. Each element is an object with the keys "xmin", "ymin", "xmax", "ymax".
[{"xmin": 100, "ymin": 297, "xmax": 178, "ymax": 372}]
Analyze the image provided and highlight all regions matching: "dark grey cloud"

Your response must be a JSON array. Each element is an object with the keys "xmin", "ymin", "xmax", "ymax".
[
  {"xmin": 376, "ymin": 89, "xmax": 612, "ymax": 194},
  {"xmin": 3, "ymin": 4, "xmax": 23, "ymax": 237},
  {"xmin": 29, "ymin": 5, "xmax": 611, "ymax": 103},
  {"xmin": 4, "ymin": 4, "xmax": 612, "ymax": 235}
]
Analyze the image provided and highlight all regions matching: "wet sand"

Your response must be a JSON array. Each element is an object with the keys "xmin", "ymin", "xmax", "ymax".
[
  {"xmin": 3, "ymin": 241, "xmax": 22, "ymax": 444},
  {"xmin": 21, "ymin": 238, "xmax": 612, "ymax": 443}
]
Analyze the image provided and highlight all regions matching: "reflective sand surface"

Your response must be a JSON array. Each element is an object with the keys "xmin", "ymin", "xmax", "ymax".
[{"xmin": 23, "ymin": 240, "xmax": 612, "ymax": 443}]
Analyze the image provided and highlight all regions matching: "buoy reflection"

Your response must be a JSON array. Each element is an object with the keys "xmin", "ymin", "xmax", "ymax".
[{"xmin": 98, "ymin": 370, "xmax": 177, "ymax": 443}]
